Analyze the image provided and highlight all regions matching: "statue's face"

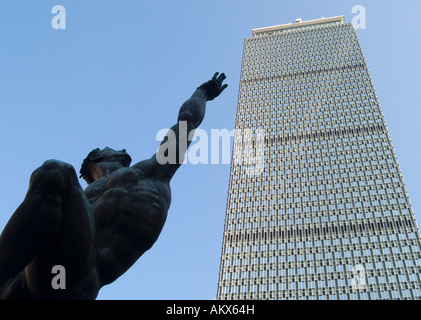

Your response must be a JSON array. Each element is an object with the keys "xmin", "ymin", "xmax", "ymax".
[{"xmin": 89, "ymin": 147, "xmax": 132, "ymax": 181}]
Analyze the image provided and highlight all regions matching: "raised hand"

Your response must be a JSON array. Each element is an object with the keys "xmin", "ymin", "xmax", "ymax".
[{"xmin": 197, "ymin": 72, "xmax": 228, "ymax": 101}]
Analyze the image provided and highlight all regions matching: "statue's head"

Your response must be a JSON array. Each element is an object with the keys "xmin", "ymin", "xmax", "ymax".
[{"xmin": 79, "ymin": 147, "xmax": 132, "ymax": 184}]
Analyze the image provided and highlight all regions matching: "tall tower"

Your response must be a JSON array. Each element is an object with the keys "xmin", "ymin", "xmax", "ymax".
[{"xmin": 217, "ymin": 16, "xmax": 421, "ymax": 300}]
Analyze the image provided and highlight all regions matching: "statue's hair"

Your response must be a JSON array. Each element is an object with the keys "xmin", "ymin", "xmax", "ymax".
[
  {"xmin": 79, "ymin": 148, "xmax": 132, "ymax": 184},
  {"xmin": 79, "ymin": 148, "xmax": 102, "ymax": 184}
]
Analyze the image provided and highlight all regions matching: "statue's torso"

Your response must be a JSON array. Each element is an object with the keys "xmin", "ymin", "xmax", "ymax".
[{"xmin": 85, "ymin": 160, "xmax": 171, "ymax": 285}]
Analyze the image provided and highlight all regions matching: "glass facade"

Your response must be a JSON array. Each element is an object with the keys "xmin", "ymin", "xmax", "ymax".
[{"xmin": 217, "ymin": 16, "xmax": 421, "ymax": 300}]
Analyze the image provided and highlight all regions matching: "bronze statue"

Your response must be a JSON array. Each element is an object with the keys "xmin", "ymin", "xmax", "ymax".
[{"xmin": 0, "ymin": 73, "xmax": 227, "ymax": 299}]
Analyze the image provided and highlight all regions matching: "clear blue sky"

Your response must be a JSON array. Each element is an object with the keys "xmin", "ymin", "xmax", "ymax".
[{"xmin": 0, "ymin": 0, "xmax": 420, "ymax": 300}]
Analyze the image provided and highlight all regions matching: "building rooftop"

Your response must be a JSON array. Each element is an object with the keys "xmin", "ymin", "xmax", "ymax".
[{"xmin": 251, "ymin": 15, "xmax": 345, "ymax": 37}]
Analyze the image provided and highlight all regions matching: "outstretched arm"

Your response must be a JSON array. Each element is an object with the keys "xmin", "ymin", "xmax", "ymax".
[{"xmin": 149, "ymin": 72, "xmax": 227, "ymax": 181}]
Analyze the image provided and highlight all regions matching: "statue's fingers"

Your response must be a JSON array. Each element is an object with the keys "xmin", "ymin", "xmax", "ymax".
[
  {"xmin": 216, "ymin": 73, "xmax": 226, "ymax": 85},
  {"xmin": 221, "ymin": 83, "xmax": 228, "ymax": 91},
  {"xmin": 212, "ymin": 72, "xmax": 219, "ymax": 81}
]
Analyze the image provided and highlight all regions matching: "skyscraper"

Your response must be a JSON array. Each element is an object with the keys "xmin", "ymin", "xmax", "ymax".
[{"xmin": 217, "ymin": 16, "xmax": 421, "ymax": 300}]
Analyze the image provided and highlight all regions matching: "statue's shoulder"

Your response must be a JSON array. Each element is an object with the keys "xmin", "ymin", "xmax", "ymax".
[{"xmin": 131, "ymin": 158, "xmax": 159, "ymax": 178}]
